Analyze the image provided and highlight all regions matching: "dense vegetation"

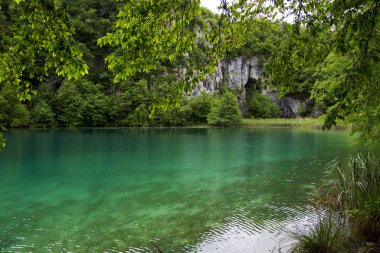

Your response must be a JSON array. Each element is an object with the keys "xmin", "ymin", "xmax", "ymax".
[
  {"xmin": 1, "ymin": 0, "xmax": 379, "ymax": 141},
  {"xmin": 1, "ymin": 0, "xmax": 379, "ymax": 250},
  {"xmin": 0, "ymin": 0, "xmax": 286, "ymax": 134}
]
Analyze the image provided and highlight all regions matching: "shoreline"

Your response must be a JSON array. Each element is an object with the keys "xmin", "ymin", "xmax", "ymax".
[
  {"xmin": 241, "ymin": 118, "xmax": 351, "ymax": 131},
  {"xmin": 3, "ymin": 118, "xmax": 351, "ymax": 131}
]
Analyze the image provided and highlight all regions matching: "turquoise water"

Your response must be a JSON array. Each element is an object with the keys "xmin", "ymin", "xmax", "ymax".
[{"xmin": 0, "ymin": 128, "xmax": 352, "ymax": 252}]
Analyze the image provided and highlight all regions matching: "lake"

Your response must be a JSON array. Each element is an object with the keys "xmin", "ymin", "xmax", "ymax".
[{"xmin": 0, "ymin": 128, "xmax": 352, "ymax": 252}]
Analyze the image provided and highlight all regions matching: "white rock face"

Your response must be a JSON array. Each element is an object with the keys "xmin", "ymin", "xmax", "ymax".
[
  {"xmin": 191, "ymin": 57, "xmax": 263, "ymax": 95},
  {"xmin": 264, "ymin": 88, "xmax": 304, "ymax": 118},
  {"xmin": 191, "ymin": 57, "xmax": 263, "ymax": 115},
  {"xmin": 191, "ymin": 56, "xmax": 316, "ymax": 118}
]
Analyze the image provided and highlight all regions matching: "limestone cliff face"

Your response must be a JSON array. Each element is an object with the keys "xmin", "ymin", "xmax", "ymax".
[
  {"xmin": 263, "ymin": 89, "xmax": 304, "ymax": 118},
  {"xmin": 191, "ymin": 57, "xmax": 263, "ymax": 115},
  {"xmin": 191, "ymin": 56, "xmax": 319, "ymax": 118}
]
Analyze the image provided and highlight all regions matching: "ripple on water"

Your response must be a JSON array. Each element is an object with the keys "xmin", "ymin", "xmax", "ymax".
[
  {"xmin": 191, "ymin": 206, "xmax": 325, "ymax": 253},
  {"xmin": 0, "ymin": 128, "xmax": 352, "ymax": 252}
]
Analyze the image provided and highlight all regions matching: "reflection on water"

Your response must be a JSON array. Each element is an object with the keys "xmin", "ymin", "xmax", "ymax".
[
  {"xmin": 0, "ymin": 128, "xmax": 351, "ymax": 252},
  {"xmin": 193, "ymin": 206, "xmax": 326, "ymax": 253}
]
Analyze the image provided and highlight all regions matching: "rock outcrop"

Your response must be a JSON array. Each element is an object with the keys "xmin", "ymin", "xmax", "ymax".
[
  {"xmin": 191, "ymin": 57, "xmax": 263, "ymax": 115},
  {"xmin": 192, "ymin": 56, "xmax": 320, "ymax": 118}
]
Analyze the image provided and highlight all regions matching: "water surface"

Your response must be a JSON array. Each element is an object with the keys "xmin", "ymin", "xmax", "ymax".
[{"xmin": 0, "ymin": 128, "xmax": 352, "ymax": 252}]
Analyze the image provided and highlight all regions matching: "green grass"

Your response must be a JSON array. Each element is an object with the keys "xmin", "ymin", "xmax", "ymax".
[
  {"xmin": 324, "ymin": 154, "xmax": 380, "ymax": 239},
  {"xmin": 291, "ymin": 213, "xmax": 346, "ymax": 253},
  {"xmin": 241, "ymin": 117, "xmax": 350, "ymax": 130}
]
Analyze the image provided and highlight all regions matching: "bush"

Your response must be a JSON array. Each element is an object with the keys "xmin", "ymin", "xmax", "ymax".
[
  {"xmin": 121, "ymin": 104, "xmax": 149, "ymax": 127},
  {"xmin": 248, "ymin": 93, "xmax": 280, "ymax": 119},
  {"xmin": 151, "ymin": 106, "xmax": 188, "ymax": 126},
  {"xmin": 207, "ymin": 92, "xmax": 241, "ymax": 127},
  {"xmin": 0, "ymin": 84, "xmax": 30, "ymax": 127},
  {"xmin": 54, "ymin": 79, "xmax": 108, "ymax": 127},
  {"xmin": 185, "ymin": 93, "xmax": 213, "ymax": 124},
  {"xmin": 117, "ymin": 79, "xmax": 152, "ymax": 126},
  {"xmin": 31, "ymin": 100, "xmax": 55, "ymax": 128}
]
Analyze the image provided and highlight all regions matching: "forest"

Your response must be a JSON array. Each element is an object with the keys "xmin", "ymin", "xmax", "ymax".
[
  {"xmin": 0, "ymin": 0, "xmax": 379, "ymax": 252},
  {"xmin": 0, "ymin": 1, "xmax": 288, "ymax": 132},
  {"xmin": 1, "ymin": 0, "xmax": 378, "ymax": 141}
]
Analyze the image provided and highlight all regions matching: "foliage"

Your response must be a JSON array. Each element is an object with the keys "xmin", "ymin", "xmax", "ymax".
[
  {"xmin": 248, "ymin": 93, "xmax": 280, "ymax": 119},
  {"xmin": 0, "ymin": 0, "xmax": 297, "ymax": 133},
  {"xmin": 54, "ymin": 79, "xmax": 108, "ymax": 127},
  {"xmin": 97, "ymin": 0, "xmax": 251, "ymax": 106},
  {"xmin": 151, "ymin": 106, "xmax": 188, "ymax": 127},
  {"xmin": 122, "ymin": 104, "xmax": 150, "ymax": 127},
  {"xmin": 0, "ymin": 0, "xmax": 88, "ymax": 95},
  {"xmin": 322, "ymin": 154, "xmax": 380, "ymax": 239},
  {"xmin": 228, "ymin": 19, "xmax": 285, "ymax": 60},
  {"xmin": 117, "ymin": 79, "xmax": 151, "ymax": 127},
  {"xmin": 97, "ymin": 0, "xmax": 201, "ymax": 83},
  {"xmin": 0, "ymin": 84, "xmax": 30, "ymax": 128},
  {"xmin": 0, "ymin": 133, "xmax": 5, "ymax": 151},
  {"xmin": 30, "ymin": 101, "xmax": 55, "ymax": 128},
  {"xmin": 0, "ymin": 0, "xmax": 379, "ymax": 146},
  {"xmin": 64, "ymin": 0, "xmax": 120, "ymax": 88},
  {"xmin": 0, "ymin": 0, "xmax": 90, "ymax": 150},
  {"xmin": 207, "ymin": 92, "xmax": 241, "ymax": 127},
  {"xmin": 291, "ymin": 213, "xmax": 345, "ymax": 253},
  {"xmin": 184, "ymin": 93, "xmax": 213, "ymax": 124},
  {"xmin": 264, "ymin": 0, "xmax": 380, "ymax": 144}
]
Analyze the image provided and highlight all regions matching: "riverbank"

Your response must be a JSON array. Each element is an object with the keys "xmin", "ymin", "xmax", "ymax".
[{"xmin": 241, "ymin": 118, "xmax": 351, "ymax": 130}]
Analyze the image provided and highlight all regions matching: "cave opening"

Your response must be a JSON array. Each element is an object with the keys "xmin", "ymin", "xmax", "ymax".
[{"xmin": 245, "ymin": 78, "xmax": 257, "ymax": 98}]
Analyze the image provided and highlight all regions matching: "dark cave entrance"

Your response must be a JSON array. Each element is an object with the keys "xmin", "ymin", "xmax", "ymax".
[{"xmin": 245, "ymin": 78, "xmax": 257, "ymax": 98}]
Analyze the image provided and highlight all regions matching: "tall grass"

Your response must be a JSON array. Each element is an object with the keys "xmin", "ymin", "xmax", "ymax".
[
  {"xmin": 291, "ymin": 213, "xmax": 345, "ymax": 253},
  {"xmin": 292, "ymin": 153, "xmax": 380, "ymax": 252},
  {"xmin": 324, "ymin": 154, "xmax": 380, "ymax": 239},
  {"xmin": 241, "ymin": 118, "xmax": 350, "ymax": 130}
]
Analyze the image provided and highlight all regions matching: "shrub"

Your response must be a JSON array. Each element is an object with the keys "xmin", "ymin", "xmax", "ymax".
[
  {"xmin": 151, "ymin": 106, "xmax": 188, "ymax": 126},
  {"xmin": 0, "ymin": 84, "xmax": 30, "ymax": 127},
  {"xmin": 185, "ymin": 93, "xmax": 213, "ymax": 124},
  {"xmin": 207, "ymin": 92, "xmax": 241, "ymax": 127},
  {"xmin": 248, "ymin": 93, "xmax": 280, "ymax": 119},
  {"xmin": 31, "ymin": 100, "xmax": 55, "ymax": 128},
  {"xmin": 298, "ymin": 104, "xmax": 309, "ymax": 117},
  {"xmin": 122, "ymin": 104, "xmax": 149, "ymax": 127},
  {"xmin": 54, "ymin": 79, "xmax": 108, "ymax": 127}
]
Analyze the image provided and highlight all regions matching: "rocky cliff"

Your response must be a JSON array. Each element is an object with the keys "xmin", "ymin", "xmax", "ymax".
[
  {"xmin": 192, "ymin": 56, "xmax": 320, "ymax": 118},
  {"xmin": 191, "ymin": 57, "xmax": 263, "ymax": 116}
]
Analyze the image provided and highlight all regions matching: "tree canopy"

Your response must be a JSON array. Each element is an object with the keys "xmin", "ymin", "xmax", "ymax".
[{"xmin": 264, "ymin": 0, "xmax": 380, "ymax": 143}]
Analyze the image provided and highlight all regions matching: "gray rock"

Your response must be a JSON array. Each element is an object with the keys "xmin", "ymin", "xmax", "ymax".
[{"xmin": 192, "ymin": 56, "xmax": 315, "ymax": 118}]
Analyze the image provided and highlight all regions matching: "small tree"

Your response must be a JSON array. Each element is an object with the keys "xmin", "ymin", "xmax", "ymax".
[
  {"xmin": 54, "ymin": 79, "xmax": 108, "ymax": 127},
  {"xmin": 207, "ymin": 92, "xmax": 241, "ymax": 127},
  {"xmin": 248, "ymin": 93, "xmax": 280, "ymax": 119},
  {"xmin": 185, "ymin": 92, "xmax": 213, "ymax": 124},
  {"xmin": 31, "ymin": 100, "xmax": 56, "ymax": 128}
]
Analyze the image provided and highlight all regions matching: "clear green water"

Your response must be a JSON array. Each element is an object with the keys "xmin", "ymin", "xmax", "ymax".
[{"xmin": 0, "ymin": 128, "xmax": 352, "ymax": 253}]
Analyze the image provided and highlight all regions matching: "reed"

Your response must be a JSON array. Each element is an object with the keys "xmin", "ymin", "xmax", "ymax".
[
  {"xmin": 291, "ymin": 213, "xmax": 345, "ymax": 253},
  {"xmin": 324, "ymin": 154, "xmax": 380, "ymax": 239}
]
